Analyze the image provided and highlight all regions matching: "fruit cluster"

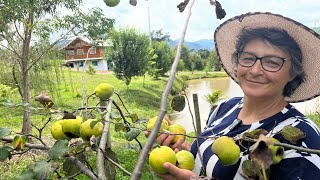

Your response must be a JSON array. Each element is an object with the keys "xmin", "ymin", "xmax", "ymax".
[
  {"xmin": 147, "ymin": 116, "xmax": 186, "ymax": 143},
  {"xmin": 50, "ymin": 117, "xmax": 104, "ymax": 141},
  {"xmin": 147, "ymin": 116, "xmax": 194, "ymax": 173},
  {"xmin": 149, "ymin": 146, "xmax": 195, "ymax": 174}
]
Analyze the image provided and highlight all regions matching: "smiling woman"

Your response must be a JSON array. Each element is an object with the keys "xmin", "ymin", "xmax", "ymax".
[{"xmin": 153, "ymin": 12, "xmax": 320, "ymax": 180}]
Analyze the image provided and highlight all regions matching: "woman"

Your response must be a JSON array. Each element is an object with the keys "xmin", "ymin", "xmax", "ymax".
[{"xmin": 153, "ymin": 12, "xmax": 320, "ymax": 179}]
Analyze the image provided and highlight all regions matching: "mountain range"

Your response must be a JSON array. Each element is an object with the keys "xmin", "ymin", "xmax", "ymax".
[{"xmin": 169, "ymin": 39, "xmax": 215, "ymax": 51}]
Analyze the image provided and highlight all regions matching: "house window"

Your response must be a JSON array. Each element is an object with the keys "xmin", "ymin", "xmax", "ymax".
[
  {"xmin": 89, "ymin": 47, "xmax": 96, "ymax": 54},
  {"xmin": 92, "ymin": 61, "xmax": 98, "ymax": 66},
  {"xmin": 77, "ymin": 48, "xmax": 84, "ymax": 55},
  {"xmin": 67, "ymin": 50, "xmax": 74, "ymax": 55},
  {"xmin": 79, "ymin": 61, "xmax": 84, "ymax": 67}
]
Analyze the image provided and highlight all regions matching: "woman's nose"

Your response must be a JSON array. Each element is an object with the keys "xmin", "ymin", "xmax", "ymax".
[{"xmin": 249, "ymin": 59, "xmax": 264, "ymax": 74}]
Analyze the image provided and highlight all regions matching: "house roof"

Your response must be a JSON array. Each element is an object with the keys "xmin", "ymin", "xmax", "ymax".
[{"xmin": 58, "ymin": 37, "xmax": 112, "ymax": 50}]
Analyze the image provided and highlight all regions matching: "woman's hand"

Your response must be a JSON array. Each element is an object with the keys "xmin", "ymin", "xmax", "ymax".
[
  {"xmin": 157, "ymin": 162, "xmax": 197, "ymax": 180},
  {"xmin": 144, "ymin": 130, "xmax": 191, "ymax": 151}
]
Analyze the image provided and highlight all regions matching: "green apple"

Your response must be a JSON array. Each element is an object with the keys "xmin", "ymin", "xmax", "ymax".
[
  {"xmin": 103, "ymin": 0, "xmax": 120, "ymax": 7},
  {"xmin": 95, "ymin": 83, "xmax": 114, "ymax": 100},
  {"xmin": 50, "ymin": 120, "xmax": 69, "ymax": 140},
  {"xmin": 175, "ymin": 150, "xmax": 195, "ymax": 170},
  {"xmin": 268, "ymin": 138, "xmax": 285, "ymax": 164},
  {"xmin": 149, "ymin": 146, "xmax": 176, "ymax": 174},
  {"xmin": 61, "ymin": 116, "xmax": 82, "ymax": 138},
  {"xmin": 147, "ymin": 116, "xmax": 169, "ymax": 133},
  {"xmin": 80, "ymin": 119, "xmax": 104, "ymax": 141},
  {"xmin": 211, "ymin": 136, "xmax": 240, "ymax": 166},
  {"xmin": 167, "ymin": 124, "xmax": 186, "ymax": 143}
]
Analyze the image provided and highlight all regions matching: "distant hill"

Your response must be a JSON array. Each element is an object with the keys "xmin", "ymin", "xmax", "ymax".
[{"xmin": 169, "ymin": 39, "xmax": 214, "ymax": 51}]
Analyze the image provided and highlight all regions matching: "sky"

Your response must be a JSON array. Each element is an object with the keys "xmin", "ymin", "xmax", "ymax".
[{"xmin": 82, "ymin": 0, "xmax": 320, "ymax": 41}]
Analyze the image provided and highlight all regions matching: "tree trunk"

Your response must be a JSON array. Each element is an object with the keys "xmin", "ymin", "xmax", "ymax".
[
  {"xmin": 21, "ymin": 68, "xmax": 31, "ymax": 134},
  {"xmin": 21, "ymin": 13, "xmax": 33, "ymax": 135}
]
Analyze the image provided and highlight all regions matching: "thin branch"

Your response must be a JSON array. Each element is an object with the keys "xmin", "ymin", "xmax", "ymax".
[
  {"xmin": 97, "ymin": 99, "xmax": 113, "ymax": 180},
  {"xmin": 12, "ymin": 63, "xmax": 23, "ymax": 97},
  {"xmin": 65, "ymin": 156, "xmax": 98, "ymax": 180},
  {"xmin": 14, "ymin": 20, "xmax": 24, "ymax": 41},
  {"xmin": 240, "ymin": 137, "xmax": 320, "ymax": 155},
  {"xmin": 1, "ymin": 137, "xmax": 50, "ymax": 150},
  {"xmin": 104, "ymin": 150, "xmax": 132, "ymax": 176},
  {"xmin": 130, "ymin": 0, "xmax": 196, "ymax": 179}
]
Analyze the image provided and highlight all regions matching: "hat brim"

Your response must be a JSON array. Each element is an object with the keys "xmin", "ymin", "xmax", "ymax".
[{"xmin": 214, "ymin": 12, "xmax": 320, "ymax": 103}]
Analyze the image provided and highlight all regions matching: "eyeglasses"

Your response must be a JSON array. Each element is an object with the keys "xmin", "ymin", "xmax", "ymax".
[{"xmin": 236, "ymin": 51, "xmax": 287, "ymax": 72}]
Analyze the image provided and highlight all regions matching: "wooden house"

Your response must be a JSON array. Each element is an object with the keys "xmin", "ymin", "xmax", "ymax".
[{"xmin": 59, "ymin": 37, "xmax": 110, "ymax": 72}]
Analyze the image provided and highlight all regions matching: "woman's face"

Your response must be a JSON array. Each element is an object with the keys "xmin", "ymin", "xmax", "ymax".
[{"xmin": 236, "ymin": 38, "xmax": 294, "ymax": 100}]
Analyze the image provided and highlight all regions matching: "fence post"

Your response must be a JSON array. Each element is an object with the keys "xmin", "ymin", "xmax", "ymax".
[{"xmin": 192, "ymin": 94, "xmax": 202, "ymax": 135}]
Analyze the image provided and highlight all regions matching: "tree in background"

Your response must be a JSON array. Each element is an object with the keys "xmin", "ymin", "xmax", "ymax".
[
  {"xmin": 198, "ymin": 49, "xmax": 210, "ymax": 59},
  {"xmin": 0, "ymin": 1, "xmax": 114, "ymax": 134},
  {"xmin": 208, "ymin": 50, "xmax": 221, "ymax": 71},
  {"xmin": 189, "ymin": 52, "xmax": 202, "ymax": 73},
  {"xmin": 108, "ymin": 27, "xmax": 153, "ymax": 86},
  {"xmin": 178, "ymin": 45, "xmax": 191, "ymax": 70},
  {"xmin": 149, "ymin": 41, "xmax": 174, "ymax": 79},
  {"xmin": 151, "ymin": 29, "xmax": 171, "ymax": 42}
]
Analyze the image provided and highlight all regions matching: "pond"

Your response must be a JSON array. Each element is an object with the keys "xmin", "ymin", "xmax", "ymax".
[{"xmin": 170, "ymin": 77, "xmax": 320, "ymax": 133}]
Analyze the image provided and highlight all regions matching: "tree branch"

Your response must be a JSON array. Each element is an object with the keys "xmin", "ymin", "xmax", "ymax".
[
  {"xmin": 65, "ymin": 156, "xmax": 98, "ymax": 180},
  {"xmin": 130, "ymin": 0, "xmax": 196, "ymax": 179},
  {"xmin": 97, "ymin": 99, "xmax": 113, "ymax": 180},
  {"xmin": 1, "ymin": 137, "xmax": 50, "ymax": 150}
]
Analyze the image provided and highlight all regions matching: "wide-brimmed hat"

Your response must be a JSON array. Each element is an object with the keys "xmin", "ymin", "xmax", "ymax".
[{"xmin": 214, "ymin": 12, "xmax": 320, "ymax": 103}]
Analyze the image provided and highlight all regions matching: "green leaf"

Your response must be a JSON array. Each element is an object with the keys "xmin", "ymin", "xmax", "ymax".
[
  {"xmin": 129, "ymin": 113, "xmax": 139, "ymax": 123},
  {"xmin": 280, "ymin": 125, "xmax": 306, "ymax": 144},
  {"xmin": 89, "ymin": 119, "xmax": 99, "ymax": 129},
  {"xmin": 0, "ymin": 146, "xmax": 11, "ymax": 162},
  {"xmin": 63, "ymin": 158, "xmax": 80, "ymax": 176},
  {"xmin": 242, "ymin": 160, "xmax": 262, "ymax": 179},
  {"xmin": 13, "ymin": 135, "xmax": 27, "ymax": 150},
  {"xmin": 124, "ymin": 128, "xmax": 141, "ymax": 141},
  {"xmin": 33, "ymin": 160, "xmax": 52, "ymax": 180},
  {"xmin": 48, "ymin": 139, "xmax": 69, "ymax": 160},
  {"xmin": 0, "ymin": 127, "xmax": 12, "ymax": 138},
  {"xmin": 243, "ymin": 129, "xmax": 268, "ymax": 139},
  {"xmin": 105, "ymin": 148, "xmax": 119, "ymax": 163},
  {"xmin": 114, "ymin": 123, "xmax": 124, "ymax": 132},
  {"xmin": 16, "ymin": 168, "xmax": 35, "ymax": 180},
  {"xmin": 171, "ymin": 95, "xmax": 185, "ymax": 112}
]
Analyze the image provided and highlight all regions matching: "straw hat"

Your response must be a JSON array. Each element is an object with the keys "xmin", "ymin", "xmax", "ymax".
[{"xmin": 214, "ymin": 12, "xmax": 320, "ymax": 103}]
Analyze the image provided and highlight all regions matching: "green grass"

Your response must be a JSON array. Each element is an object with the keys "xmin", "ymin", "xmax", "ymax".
[{"xmin": 0, "ymin": 70, "xmax": 226, "ymax": 179}]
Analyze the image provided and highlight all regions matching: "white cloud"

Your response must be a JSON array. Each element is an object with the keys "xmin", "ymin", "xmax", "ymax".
[{"xmin": 83, "ymin": 0, "xmax": 320, "ymax": 41}]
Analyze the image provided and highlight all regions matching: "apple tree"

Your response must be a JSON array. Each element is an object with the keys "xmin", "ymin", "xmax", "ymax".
[{"xmin": 0, "ymin": 1, "xmax": 114, "ymax": 135}]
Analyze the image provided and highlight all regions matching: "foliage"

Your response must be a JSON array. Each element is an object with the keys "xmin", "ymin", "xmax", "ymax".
[
  {"xmin": 149, "ymin": 41, "xmax": 174, "ymax": 79},
  {"xmin": 198, "ymin": 49, "xmax": 210, "ymax": 59},
  {"xmin": 178, "ymin": 45, "xmax": 192, "ymax": 71},
  {"xmin": 86, "ymin": 62, "xmax": 96, "ymax": 75},
  {"xmin": 189, "ymin": 52, "xmax": 203, "ymax": 72},
  {"xmin": 208, "ymin": 50, "xmax": 221, "ymax": 71},
  {"xmin": 151, "ymin": 29, "xmax": 171, "ymax": 42},
  {"xmin": 108, "ymin": 27, "xmax": 153, "ymax": 86},
  {"xmin": 204, "ymin": 89, "xmax": 224, "ymax": 106}
]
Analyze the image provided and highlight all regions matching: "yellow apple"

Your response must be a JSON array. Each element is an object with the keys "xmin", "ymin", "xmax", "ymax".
[
  {"xmin": 61, "ymin": 116, "xmax": 82, "ymax": 138},
  {"xmin": 268, "ymin": 138, "xmax": 285, "ymax": 164},
  {"xmin": 176, "ymin": 150, "xmax": 195, "ymax": 170},
  {"xmin": 95, "ymin": 83, "xmax": 114, "ymax": 100},
  {"xmin": 149, "ymin": 146, "xmax": 176, "ymax": 174},
  {"xmin": 167, "ymin": 124, "xmax": 186, "ymax": 143},
  {"xmin": 147, "ymin": 116, "xmax": 169, "ymax": 133},
  {"xmin": 80, "ymin": 119, "xmax": 104, "ymax": 141},
  {"xmin": 50, "ymin": 120, "xmax": 69, "ymax": 140},
  {"xmin": 211, "ymin": 136, "xmax": 240, "ymax": 166}
]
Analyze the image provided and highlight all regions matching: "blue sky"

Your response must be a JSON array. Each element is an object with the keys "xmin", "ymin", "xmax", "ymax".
[{"xmin": 82, "ymin": 0, "xmax": 320, "ymax": 41}]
